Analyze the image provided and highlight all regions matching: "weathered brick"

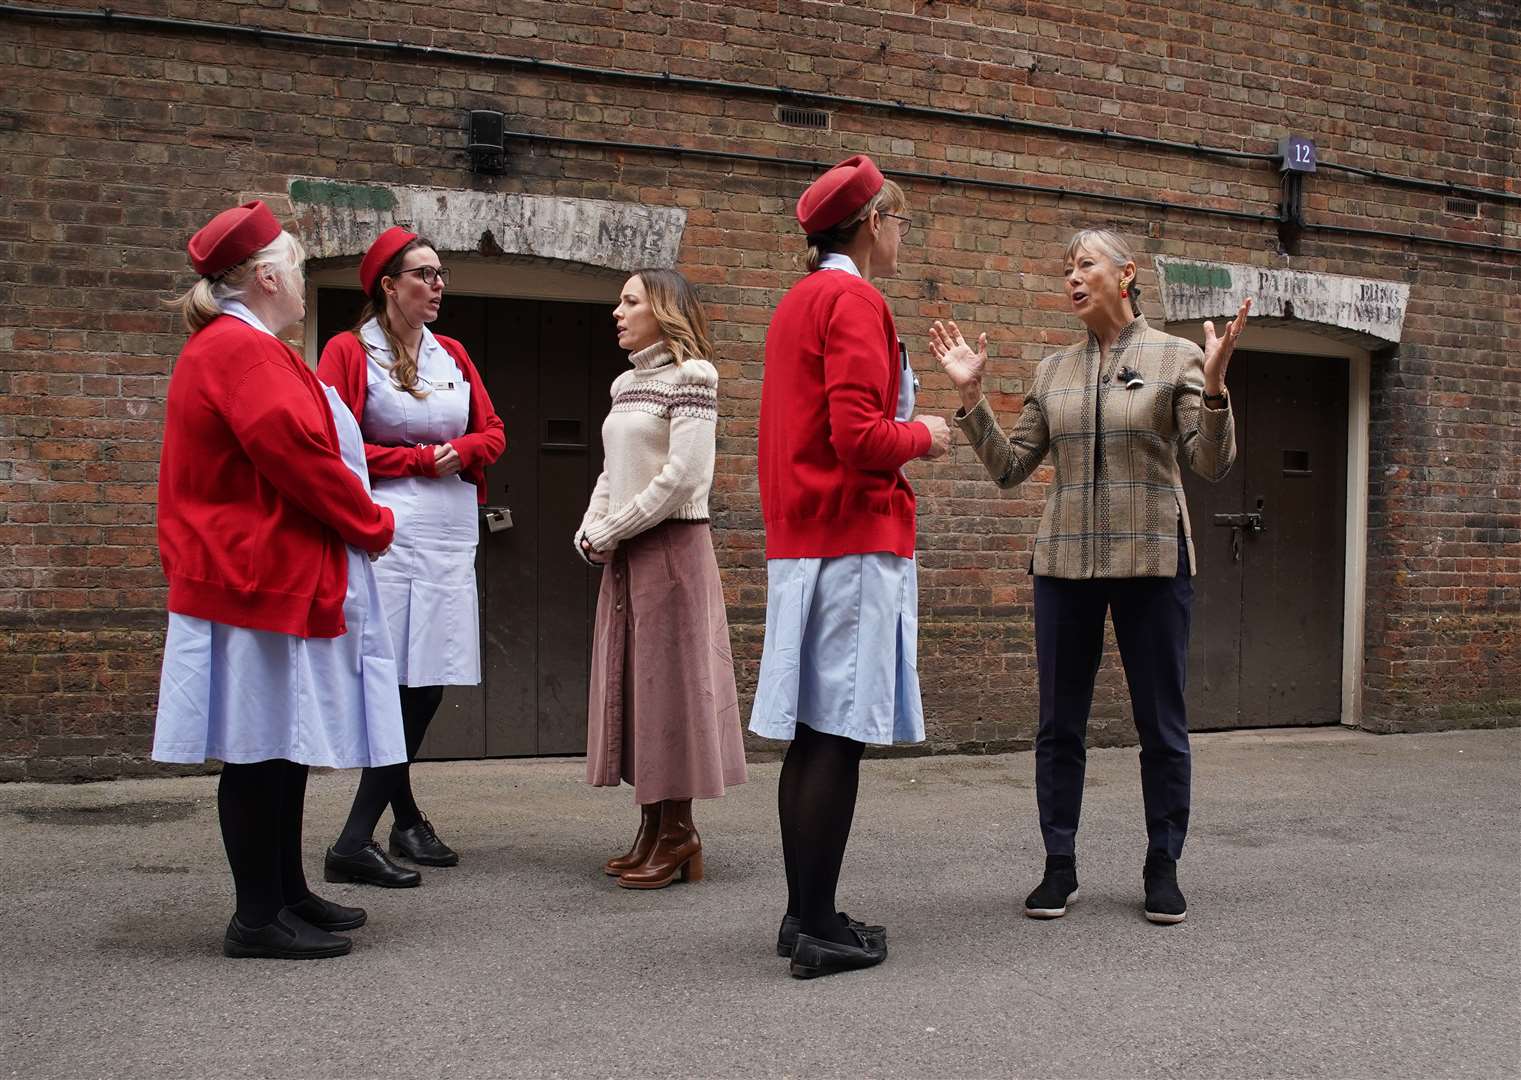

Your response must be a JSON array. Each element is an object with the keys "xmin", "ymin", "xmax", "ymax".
[{"xmin": 0, "ymin": 0, "xmax": 1515, "ymax": 779}]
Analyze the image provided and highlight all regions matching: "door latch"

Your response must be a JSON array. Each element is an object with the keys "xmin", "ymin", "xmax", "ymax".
[
  {"xmin": 1212, "ymin": 499, "xmax": 1265, "ymax": 563},
  {"xmin": 483, "ymin": 506, "xmax": 513, "ymax": 533}
]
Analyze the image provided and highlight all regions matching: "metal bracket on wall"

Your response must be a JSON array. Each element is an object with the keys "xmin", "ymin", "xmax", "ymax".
[{"xmin": 1278, "ymin": 171, "xmax": 1305, "ymax": 255}]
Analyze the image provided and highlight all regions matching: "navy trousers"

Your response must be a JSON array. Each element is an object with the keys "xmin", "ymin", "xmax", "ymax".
[{"xmin": 1032, "ymin": 535, "xmax": 1193, "ymax": 860}]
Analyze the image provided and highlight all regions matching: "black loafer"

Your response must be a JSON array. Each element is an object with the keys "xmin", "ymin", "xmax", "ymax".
[
  {"xmin": 389, "ymin": 817, "xmax": 459, "ymax": 867},
  {"xmin": 776, "ymin": 912, "xmax": 886, "ymax": 957},
  {"xmin": 323, "ymin": 841, "xmax": 421, "ymax": 888},
  {"xmin": 286, "ymin": 892, "xmax": 367, "ymax": 932},
  {"xmin": 223, "ymin": 910, "xmax": 351, "ymax": 960},
  {"xmin": 789, "ymin": 928, "xmax": 888, "ymax": 980}
]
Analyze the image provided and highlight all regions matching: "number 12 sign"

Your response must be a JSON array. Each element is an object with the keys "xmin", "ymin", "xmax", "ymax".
[{"xmin": 1278, "ymin": 134, "xmax": 1317, "ymax": 173}]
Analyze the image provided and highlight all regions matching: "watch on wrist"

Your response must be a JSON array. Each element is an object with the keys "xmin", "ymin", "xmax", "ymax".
[{"xmin": 1203, "ymin": 389, "xmax": 1229, "ymax": 408}]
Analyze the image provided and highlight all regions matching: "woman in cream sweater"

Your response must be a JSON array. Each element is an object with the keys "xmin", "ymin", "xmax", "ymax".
[{"xmin": 575, "ymin": 268, "xmax": 746, "ymax": 890}]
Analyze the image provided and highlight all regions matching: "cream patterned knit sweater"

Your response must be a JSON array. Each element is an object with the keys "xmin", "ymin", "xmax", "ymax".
[{"xmin": 575, "ymin": 342, "xmax": 718, "ymax": 556}]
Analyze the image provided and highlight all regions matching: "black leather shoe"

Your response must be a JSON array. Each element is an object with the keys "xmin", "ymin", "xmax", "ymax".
[
  {"xmin": 1025, "ymin": 853, "xmax": 1079, "ymax": 918},
  {"xmin": 223, "ymin": 910, "xmax": 351, "ymax": 959},
  {"xmin": 776, "ymin": 912, "xmax": 886, "ymax": 957},
  {"xmin": 389, "ymin": 817, "xmax": 459, "ymax": 867},
  {"xmin": 286, "ymin": 892, "xmax": 367, "ymax": 931},
  {"xmin": 789, "ymin": 928, "xmax": 888, "ymax": 980},
  {"xmin": 323, "ymin": 841, "xmax": 421, "ymax": 888}
]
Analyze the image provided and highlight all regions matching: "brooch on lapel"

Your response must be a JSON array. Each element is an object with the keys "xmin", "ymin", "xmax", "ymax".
[{"xmin": 1115, "ymin": 366, "xmax": 1145, "ymax": 389}]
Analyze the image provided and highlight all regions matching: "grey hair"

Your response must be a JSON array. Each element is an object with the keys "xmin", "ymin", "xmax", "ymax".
[
  {"xmin": 167, "ymin": 230, "xmax": 307, "ymax": 333},
  {"xmin": 1064, "ymin": 228, "xmax": 1141, "ymax": 315}
]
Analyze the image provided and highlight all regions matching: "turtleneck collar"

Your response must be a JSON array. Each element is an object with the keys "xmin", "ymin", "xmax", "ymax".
[{"xmin": 629, "ymin": 341, "xmax": 674, "ymax": 371}]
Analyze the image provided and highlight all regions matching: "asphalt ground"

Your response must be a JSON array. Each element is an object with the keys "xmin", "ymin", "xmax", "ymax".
[{"xmin": 2, "ymin": 726, "xmax": 1517, "ymax": 1079}]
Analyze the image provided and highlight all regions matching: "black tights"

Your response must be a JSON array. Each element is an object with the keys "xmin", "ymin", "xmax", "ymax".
[
  {"xmin": 335, "ymin": 685, "xmax": 444, "ymax": 854},
  {"xmin": 778, "ymin": 722, "xmax": 866, "ymax": 947},
  {"xmin": 217, "ymin": 758, "xmax": 311, "ymax": 927}
]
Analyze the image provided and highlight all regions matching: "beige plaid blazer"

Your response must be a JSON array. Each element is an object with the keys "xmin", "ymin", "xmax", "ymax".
[{"xmin": 955, "ymin": 317, "xmax": 1235, "ymax": 579}]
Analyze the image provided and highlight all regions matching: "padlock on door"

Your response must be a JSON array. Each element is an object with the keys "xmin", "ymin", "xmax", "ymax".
[{"xmin": 483, "ymin": 506, "xmax": 513, "ymax": 533}]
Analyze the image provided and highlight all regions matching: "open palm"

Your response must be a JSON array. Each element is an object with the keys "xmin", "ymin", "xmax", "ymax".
[
  {"xmin": 1203, "ymin": 298, "xmax": 1252, "ymax": 391},
  {"xmin": 930, "ymin": 320, "xmax": 988, "ymax": 390}
]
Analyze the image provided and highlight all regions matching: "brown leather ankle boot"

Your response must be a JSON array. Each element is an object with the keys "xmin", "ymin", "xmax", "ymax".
[
  {"xmin": 617, "ymin": 799, "xmax": 703, "ymax": 890},
  {"xmin": 603, "ymin": 801, "xmax": 662, "ymax": 876}
]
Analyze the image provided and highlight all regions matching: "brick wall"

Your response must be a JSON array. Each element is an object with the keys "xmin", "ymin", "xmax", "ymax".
[{"xmin": 1, "ymin": 0, "xmax": 1516, "ymax": 778}]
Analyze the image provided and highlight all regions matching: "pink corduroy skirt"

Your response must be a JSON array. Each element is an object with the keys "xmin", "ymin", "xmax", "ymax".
[{"xmin": 586, "ymin": 520, "xmax": 747, "ymax": 804}]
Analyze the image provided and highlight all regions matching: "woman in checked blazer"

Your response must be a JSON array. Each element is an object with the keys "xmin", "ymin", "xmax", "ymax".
[{"xmin": 933, "ymin": 227, "xmax": 1250, "ymax": 927}]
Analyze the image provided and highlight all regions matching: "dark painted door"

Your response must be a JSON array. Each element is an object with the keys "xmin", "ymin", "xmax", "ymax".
[
  {"xmin": 1181, "ymin": 351, "xmax": 1349, "ymax": 729},
  {"xmin": 315, "ymin": 289, "xmax": 624, "ymax": 757}
]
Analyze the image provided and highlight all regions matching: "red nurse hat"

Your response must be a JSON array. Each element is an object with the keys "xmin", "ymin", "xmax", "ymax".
[
  {"xmin": 359, "ymin": 226, "xmax": 420, "ymax": 295},
  {"xmin": 186, "ymin": 200, "xmax": 282, "ymax": 278},
  {"xmin": 796, "ymin": 155, "xmax": 885, "ymax": 235}
]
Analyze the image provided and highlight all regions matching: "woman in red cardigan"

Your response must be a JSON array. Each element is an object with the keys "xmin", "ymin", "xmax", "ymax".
[
  {"xmin": 154, "ymin": 201, "xmax": 402, "ymax": 960},
  {"xmin": 752, "ymin": 156, "xmax": 951, "ymax": 979},
  {"xmin": 318, "ymin": 228, "xmax": 505, "ymax": 888}
]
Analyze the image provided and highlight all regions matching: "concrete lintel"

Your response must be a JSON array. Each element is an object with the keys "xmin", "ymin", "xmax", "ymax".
[
  {"xmin": 287, "ymin": 178, "xmax": 686, "ymax": 272},
  {"xmin": 1155, "ymin": 257, "xmax": 1409, "ymax": 347}
]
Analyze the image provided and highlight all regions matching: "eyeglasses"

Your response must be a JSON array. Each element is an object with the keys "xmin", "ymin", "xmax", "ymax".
[
  {"xmin": 394, "ymin": 266, "xmax": 450, "ymax": 286},
  {"xmin": 882, "ymin": 213, "xmax": 913, "ymax": 239}
]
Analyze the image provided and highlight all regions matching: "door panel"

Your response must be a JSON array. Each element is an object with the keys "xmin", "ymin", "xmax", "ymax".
[
  {"xmin": 1181, "ymin": 359, "xmax": 1248, "ymax": 730},
  {"xmin": 1181, "ymin": 350, "xmax": 1347, "ymax": 730},
  {"xmin": 1239, "ymin": 354, "xmax": 1347, "ymax": 725},
  {"xmin": 481, "ymin": 299, "xmax": 541, "ymax": 757},
  {"xmin": 535, "ymin": 303, "xmax": 597, "ymax": 755}
]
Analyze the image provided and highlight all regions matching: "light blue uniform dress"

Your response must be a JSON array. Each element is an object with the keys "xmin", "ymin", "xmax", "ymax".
[
  {"xmin": 151, "ymin": 302, "xmax": 407, "ymax": 769},
  {"xmin": 355, "ymin": 319, "xmax": 481, "ymax": 688},
  {"xmin": 748, "ymin": 254, "xmax": 926, "ymax": 747}
]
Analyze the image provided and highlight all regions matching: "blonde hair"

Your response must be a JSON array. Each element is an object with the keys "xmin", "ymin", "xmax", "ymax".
[
  {"xmin": 166, "ymin": 231, "xmax": 306, "ymax": 333},
  {"xmin": 804, "ymin": 177, "xmax": 907, "ymax": 273},
  {"xmin": 350, "ymin": 236, "xmax": 437, "ymax": 400},
  {"xmin": 1064, "ymin": 227, "xmax": 1142, "ymax": 315},
  {"xmin": 633, "ymin": 267, "xmax": 716, "ymax": 365}
]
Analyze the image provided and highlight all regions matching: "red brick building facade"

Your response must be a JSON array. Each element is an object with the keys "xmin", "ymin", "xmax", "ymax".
[{"xmin": 1, "ymin": 0, "xmax": 1516, "ymax": 779}]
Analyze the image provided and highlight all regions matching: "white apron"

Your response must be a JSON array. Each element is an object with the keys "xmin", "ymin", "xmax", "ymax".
[
  {"xmin": 357, "ymin": 320, "xmax": 482, "ymax": 687},
  {"xmin": 151, "ymin": 304, "xmax": 407, "ymax": 769}
]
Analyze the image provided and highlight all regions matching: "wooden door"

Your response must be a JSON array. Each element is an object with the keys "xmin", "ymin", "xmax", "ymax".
[{"xmin": 1181, "ymin": 351, "xmax": 1348, "ymax": 729}]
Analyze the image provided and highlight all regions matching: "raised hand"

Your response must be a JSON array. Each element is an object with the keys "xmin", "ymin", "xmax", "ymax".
[
  {"xmin": 929, "ymin": 320, "xmax": 989, "ymax": 392},
  {"xmin": 1202, "ymin": 298, "xmax": 1251, "ymax": 395}
]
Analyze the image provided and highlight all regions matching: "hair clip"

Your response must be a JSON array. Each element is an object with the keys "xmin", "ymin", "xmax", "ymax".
[{"xmin": 1116, "ymin": 366, "xmax": 1144, "ymax": 389}]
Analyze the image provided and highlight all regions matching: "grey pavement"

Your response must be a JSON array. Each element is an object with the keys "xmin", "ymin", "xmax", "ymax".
[{"xmin": 2, "ymin": 727, "xmax": 1518, "ymax": 1080}]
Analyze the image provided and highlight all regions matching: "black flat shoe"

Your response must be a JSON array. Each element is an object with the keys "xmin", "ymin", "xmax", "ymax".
[
  {"xmin": 788, "ymin": 929, "xmax": 887, "ymax": 980},
  {"xmin": 223, "ymin": 910, "xmax": 351, "ymax": 960},
  {"xmin": 286, "ymin": 892, "xmax": 367, "ymax": 932},
  {"xmin": 1025, "ymin": 854, "xmax": 1079, "ymax": 919},
  {"xmin": 389, "ymin": 817, "xmax": 459, "ymax": 867},
  {"xmin": 323, "ymin": 841, "xmax": 421, "ymax": 888},
  {"xmin": 1143, "ymin": 852, "xmax": 1188, "ymax": 925},
  {"xmin": 776, "ymin": 912, "xmax": 886, "ymax": 957}
]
